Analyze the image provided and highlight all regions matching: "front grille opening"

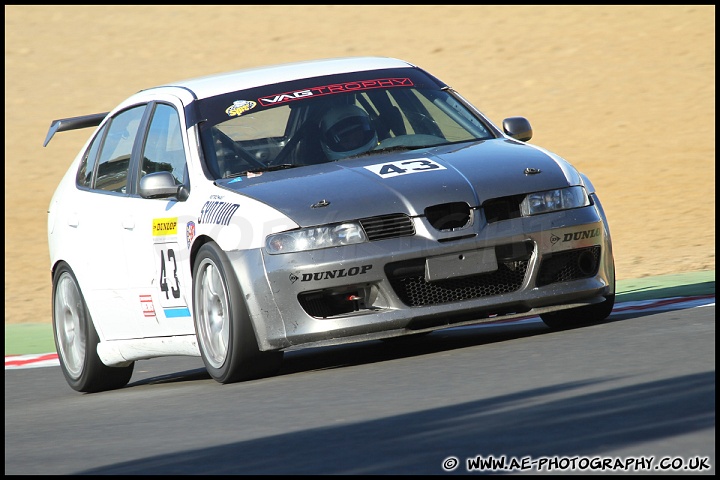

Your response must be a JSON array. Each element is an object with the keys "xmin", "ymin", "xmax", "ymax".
[
  {"xmin": 385, "ymin": 242, "xmax": 533, "ymax": 307},
  {"xmin": 495, "ymin": 240, "xmax": 534, "ymax": 262},
  {"xmin": 482, "ymin": 194, "xmax": 524, "ymax": 223},
  {"xmin": 298, "ymin": 285, "xmax": 374, "ymax": 318},
  {"xmin": 359, "ymin": 214, "xmax": 415, "ymax": 241},
  {"xmin": 537, "ymin": 246, "xmax": 601, "ymax": 287},
  {"xmin": 424, "ymin": 202, "xmax": 471, "ymax": 231}
]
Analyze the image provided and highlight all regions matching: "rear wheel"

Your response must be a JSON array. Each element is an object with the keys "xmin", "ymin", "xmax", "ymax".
[
  {"xmin": 192, "ymin": 242, "xmax": 283, "ymax": 383},
  {"xmin": 52, "ymin": 264, "xmax": 134, "ymax": 392}
]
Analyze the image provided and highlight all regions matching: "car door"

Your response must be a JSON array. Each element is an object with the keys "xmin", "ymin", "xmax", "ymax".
[
  {"xmin": 70, "ymin": 104, "xmax": 154, "ymax": 341},
  {"xmin": 120, "ymin": 101, "xmax": 195, "ymax": 337}
]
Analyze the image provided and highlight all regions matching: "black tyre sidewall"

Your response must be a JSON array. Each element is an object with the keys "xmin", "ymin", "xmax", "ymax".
[
  {"xmin": 541, "ymin": 293, "xmax": 615, "ymax": 330},
  {"xmin": 540, "ymin": 261, "xmax": 617, "ymax": 330}
]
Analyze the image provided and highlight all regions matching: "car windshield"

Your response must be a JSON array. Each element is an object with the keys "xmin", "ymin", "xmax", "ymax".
[{"xmin": 195, "ymin": 69, "xmax": 496, "ymax": 179}]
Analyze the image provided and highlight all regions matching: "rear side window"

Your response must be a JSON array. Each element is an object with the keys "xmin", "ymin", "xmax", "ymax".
[
  {"xmin": 76, "ymin": 123, "xmax": 107, "ymax": 188},
  {"xmin": 94, "ymin": 106, "xmax": 146, "ymax": 193}
]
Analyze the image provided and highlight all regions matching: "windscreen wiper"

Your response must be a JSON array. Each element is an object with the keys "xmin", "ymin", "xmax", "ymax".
[
  {"xmin": 354, "ymin": 145, "xmax": 428, "ymax": 158},
  {"xmin": 226, "ymin": 164, "xmax": 299, "ymax": 178},
  {"xmin": 247, "ymin": 163, "xmax": 299, "ymax": 173}
]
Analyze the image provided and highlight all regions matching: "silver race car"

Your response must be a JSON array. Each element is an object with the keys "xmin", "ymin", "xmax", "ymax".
[{"xmin": 46, "ymin": 57, "xmax": 615, "ymax": 392}]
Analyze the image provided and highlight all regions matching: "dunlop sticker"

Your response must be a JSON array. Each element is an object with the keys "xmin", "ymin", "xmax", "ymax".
[{"xmin": 153, "ymin": 217, "xmax": 178, "ymax": 236}]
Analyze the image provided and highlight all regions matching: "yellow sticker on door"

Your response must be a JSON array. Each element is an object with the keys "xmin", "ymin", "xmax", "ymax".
[{"xmin": 152, "ymin": 217, "xmax": 178, "ymax": 236}]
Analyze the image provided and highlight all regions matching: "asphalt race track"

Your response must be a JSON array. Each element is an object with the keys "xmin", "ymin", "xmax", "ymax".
[{"xmin": 4, "ymin": 290, "xmax": 715, "ymax": 474}]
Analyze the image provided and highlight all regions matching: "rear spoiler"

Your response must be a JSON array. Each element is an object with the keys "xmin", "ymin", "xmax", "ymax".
[{"xmin": 43, "ymin": 112, "xmax": 109, "ymax": 147}]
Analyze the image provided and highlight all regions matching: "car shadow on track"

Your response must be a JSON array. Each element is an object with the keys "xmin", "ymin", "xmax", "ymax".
[
  {"xmin": 127, "ymin": 304, "xmax": 687, "ymax": 389},
  {"xmin": 82, "ymin": 368, "xmax": 716, "ymax": 474}
]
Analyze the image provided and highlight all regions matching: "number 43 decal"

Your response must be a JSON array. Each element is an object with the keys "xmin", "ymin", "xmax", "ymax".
[
  {"xmin": 364, "ymin": 158, "xmax": 446, "ymax": 178},
  {"xmin": 153, "ymin": 243, "xmax": 187, "ymax": 309}
]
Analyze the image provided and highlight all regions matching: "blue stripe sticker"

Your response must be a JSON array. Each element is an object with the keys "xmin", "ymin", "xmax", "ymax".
[{"xmin": 164, "ymin": 307, "xmax": 191, "ymax": 318}]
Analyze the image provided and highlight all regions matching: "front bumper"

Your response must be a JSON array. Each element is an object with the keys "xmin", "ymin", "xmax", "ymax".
[{"xmin": 229, "ymin": 202, "xmax": 614, "ymax": 352}]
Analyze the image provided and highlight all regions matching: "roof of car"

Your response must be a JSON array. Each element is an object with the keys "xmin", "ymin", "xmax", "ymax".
[{"xmin": 152, "ymin": 56, "xmax": 416, "ymax": 99}]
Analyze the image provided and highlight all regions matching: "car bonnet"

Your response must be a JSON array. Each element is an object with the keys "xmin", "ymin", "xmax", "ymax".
[{"xmin": 215, "ymin": 139, "xmax": 579, "ymax": 227}]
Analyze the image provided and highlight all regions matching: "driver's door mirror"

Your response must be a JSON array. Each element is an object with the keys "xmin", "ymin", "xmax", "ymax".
[{"xmin": 139, "ymin": 171, "xmax": 189, "ymax": 201}]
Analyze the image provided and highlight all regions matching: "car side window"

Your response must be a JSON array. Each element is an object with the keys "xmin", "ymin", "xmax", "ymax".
[
  {"xmin": 76, "ymin": 123, "xmax": 107, "ymax": 188},
  {"xmin": 95, "ymin": 106, "xmax": 146, "ymax": 193},
  {"xmin": 141, "ymin": 103, "xmax": 187, "ymax": 185}
]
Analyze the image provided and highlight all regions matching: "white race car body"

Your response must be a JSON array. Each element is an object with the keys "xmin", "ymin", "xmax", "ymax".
[{"xmin": 46, "ymin": 57, "xmax": 615, "ymax": 391}]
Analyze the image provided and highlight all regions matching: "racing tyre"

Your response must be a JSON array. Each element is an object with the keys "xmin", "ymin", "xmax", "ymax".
[
  {"xmin": 540, "ymin": 256, "xmax": 616, "ymax": 330},
  {"xmin": 193, "ymin": 242, "xmax": 283, "ymax": 384},
  {"xmin": 540, "ymin": 293, "xmax": 615, "ymax": 330},
  {"xmin": 52, "ymin": 264, "xmax": 134, "ymax": 392}
]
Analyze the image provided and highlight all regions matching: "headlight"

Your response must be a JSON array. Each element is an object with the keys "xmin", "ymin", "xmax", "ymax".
[
  {"xmin": 265, "ymin": 222, "xmax": 367, "ymax": 254},
  {"xmin": 520, "ymin": 186, "xmax": 590, "ymax": 216}
]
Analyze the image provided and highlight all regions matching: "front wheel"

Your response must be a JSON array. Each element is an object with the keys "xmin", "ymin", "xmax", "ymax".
[
  {"xmin": 52, "ymin": 263, "xmax": 134, "ymax": 392},
  {"xmin": 192, "ymin": 242, "xmax": 283, "ymax": 383},
  {"xmin": 540, "ymin": 258, "xmax": 616, "ymax": 330},
  {"xmin": 540, "ymin": 293, "xmax": 615, "ymax": 330}
]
